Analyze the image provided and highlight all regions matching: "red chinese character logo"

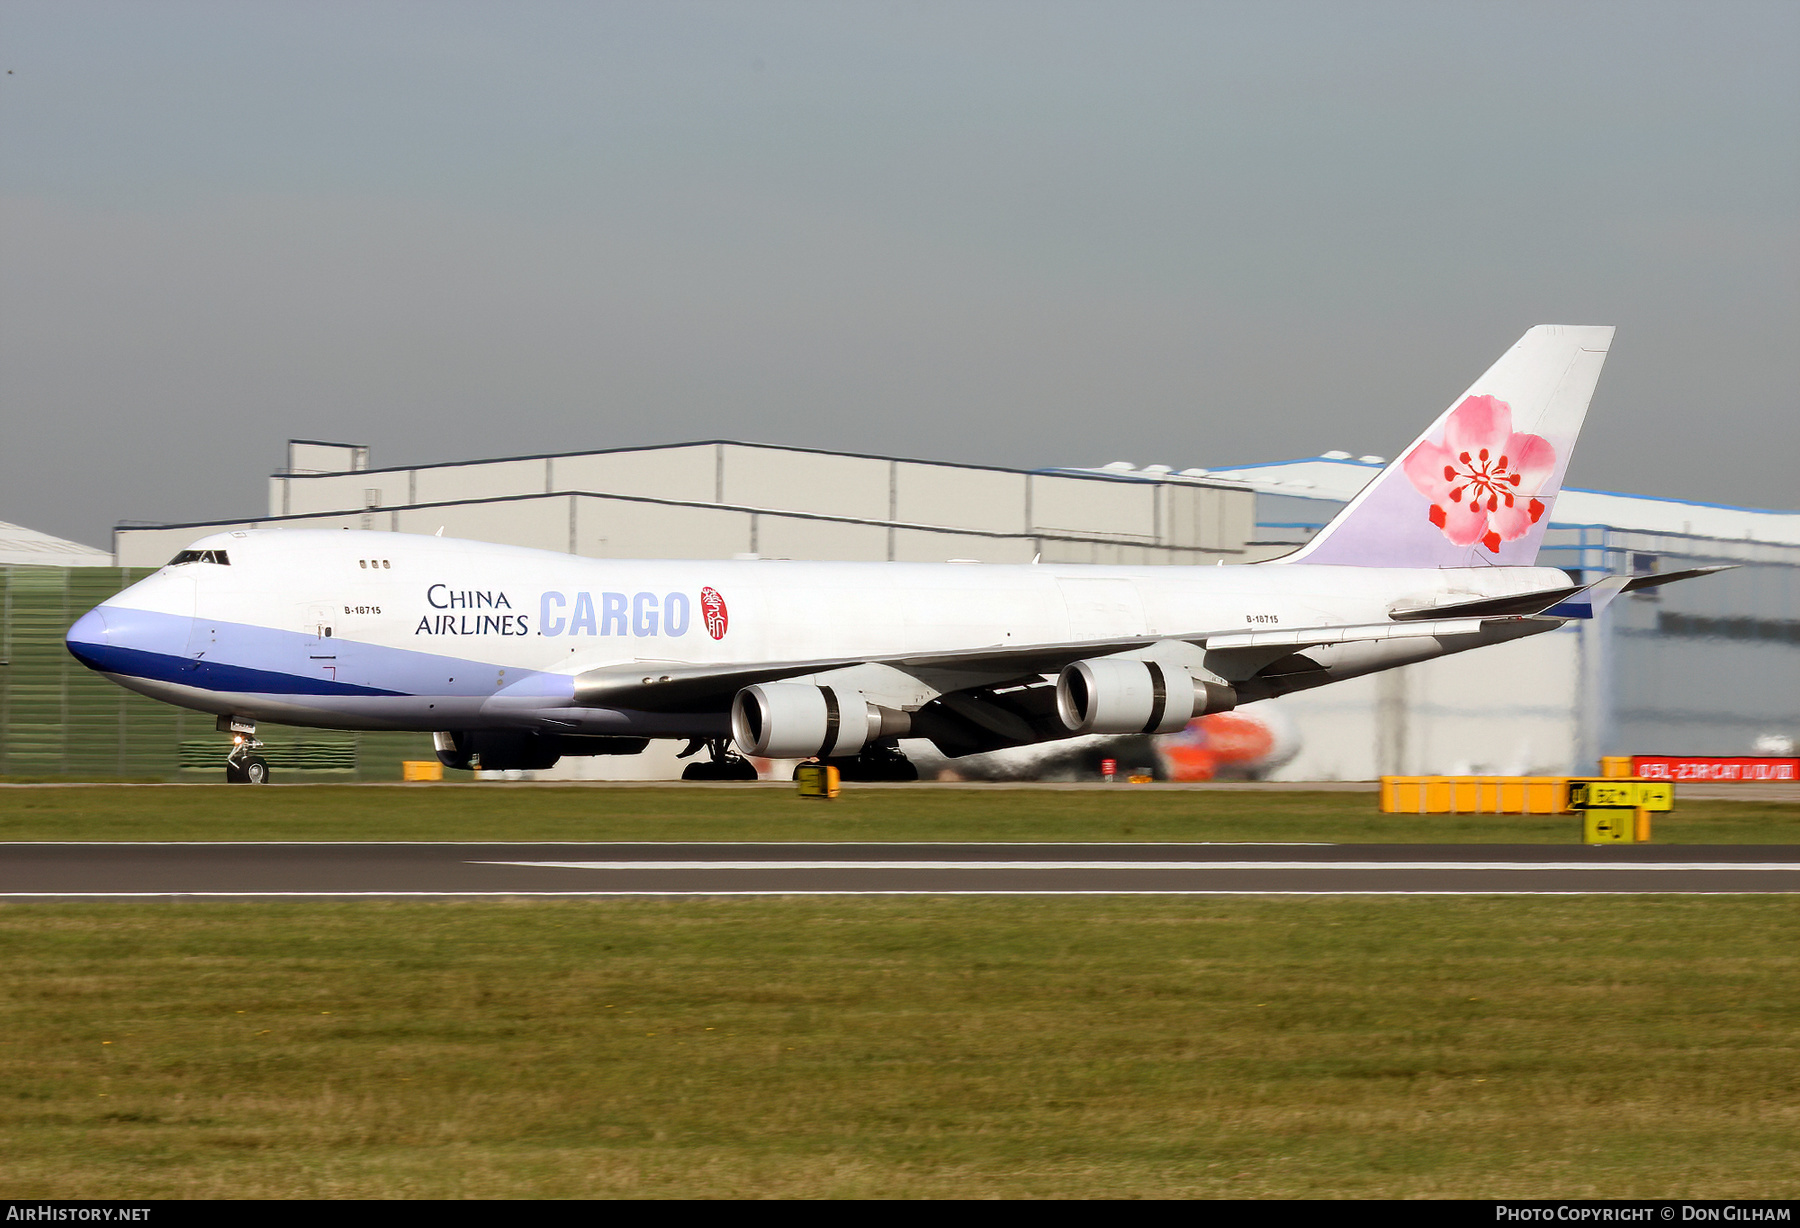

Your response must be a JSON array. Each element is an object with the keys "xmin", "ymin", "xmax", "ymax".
[{"xmin": 701, "ymin": 587, "xmax": 728, "ymax": 640}]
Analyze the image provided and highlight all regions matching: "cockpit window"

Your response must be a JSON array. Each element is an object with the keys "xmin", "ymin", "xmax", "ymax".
[{"xmin": 168, "ymin": 549, "xmax": 230, "ymax": 566}]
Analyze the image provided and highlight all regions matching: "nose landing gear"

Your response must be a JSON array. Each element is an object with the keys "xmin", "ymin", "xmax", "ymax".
[{"xmin": 218, "ymin": 716, "xmax": 272, "ymax": 784}]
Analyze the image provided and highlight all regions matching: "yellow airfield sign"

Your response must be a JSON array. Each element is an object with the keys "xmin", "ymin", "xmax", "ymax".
[{"xmin": 1567, "ymin": 779, "xmax": 1674, "ymax": 812}]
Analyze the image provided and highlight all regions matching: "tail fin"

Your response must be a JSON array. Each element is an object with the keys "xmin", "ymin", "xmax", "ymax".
[{"xmin": 1283, "ymin": 325, "xmax": 1614, "ymax": 567}]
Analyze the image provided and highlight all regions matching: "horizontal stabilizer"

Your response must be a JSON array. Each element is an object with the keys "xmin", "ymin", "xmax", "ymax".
[
  {"xmin": 1389, "ymin": 586, "xmax": 1583, "ymax": 621},
  {"xmin": 1543, "ymin": 565, "xmax": 1736, "ymax": 618},
  {"xmin": 1542, "ymin": 574, "xmax": 1631, "ymax": 620},
  {"xmin": 1619, "ymin": 565, "xmax": 1736, "ymax": 593},
  {"xmin": 1389, "ymin": 565, "xmax": 1733, "ymax": 623}
]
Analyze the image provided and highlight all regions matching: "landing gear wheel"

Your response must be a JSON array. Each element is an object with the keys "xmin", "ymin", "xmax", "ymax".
[
  {"xmin": 807, "ymin": 744, "xmax": 919, "ymax": 783},
  {"xmin": 682, "ymin": 757, "xmax": 759, "ymax": 781},
  {"xmin": 681, "ymin": 738, "xmax": 759, "ymax": 781},
  {"xmin": 224, "ymin": 732, "xmax": 270, "ymax": 784}
]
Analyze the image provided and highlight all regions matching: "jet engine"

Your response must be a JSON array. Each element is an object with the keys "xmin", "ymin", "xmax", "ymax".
[
  {"xmin": 730, "ymin": 683, "xmax": 909, "ymax": 759},
  {"xmin": 1055, "ymin": 656, "xmax": 1237, "ymax": 736}
]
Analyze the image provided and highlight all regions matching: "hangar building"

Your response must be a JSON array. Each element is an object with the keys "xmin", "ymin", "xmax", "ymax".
[{"xmin": 118, "ymin": 439, "xmax": 1264, "ymax": 569}]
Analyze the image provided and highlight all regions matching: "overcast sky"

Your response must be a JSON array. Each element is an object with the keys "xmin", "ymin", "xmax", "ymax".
[{"xmin": 2, "ymin": 1, "xmax": 1796, "ymax": 548}]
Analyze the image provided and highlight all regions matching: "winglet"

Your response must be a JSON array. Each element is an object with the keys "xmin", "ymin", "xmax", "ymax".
[{"xmin": 1280, "ymin": 326, "xmax": 1615, "ymax": 567}]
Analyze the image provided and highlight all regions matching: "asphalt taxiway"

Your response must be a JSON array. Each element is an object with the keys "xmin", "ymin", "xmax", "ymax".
[{"xmin": 4, "ymin": 842, "xmax": 1800, "ymax": 896}]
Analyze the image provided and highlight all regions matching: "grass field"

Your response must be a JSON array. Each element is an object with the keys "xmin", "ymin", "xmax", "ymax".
[
  {"xmin": 2, "ymin": 895, "xmax": 1796, "ymax": 1198},
  {"xmin": 1, "ymin": 781, "xmax": 1797, "ymax": 844},
  {"xmin": 2, "ymin": 785, "xmax": 1796, "ymax": 1198}
]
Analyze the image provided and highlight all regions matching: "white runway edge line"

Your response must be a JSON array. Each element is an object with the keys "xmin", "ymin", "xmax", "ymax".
[
  {"xmin": 476, "ymin": 860, "xmax": 1800, "ymax": 872},
  {"xmin": 0, "ymin": 841, "xmax": 1334, "ymax": 847},
  {"xmin": 5, "ymin": 890, "xmax": 1799, "ymax": 898}
]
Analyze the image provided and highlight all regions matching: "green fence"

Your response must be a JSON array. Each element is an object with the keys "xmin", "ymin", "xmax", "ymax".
[{"xmin": 0, "ymin": 566, "xmax": 433, "ymax": 780}]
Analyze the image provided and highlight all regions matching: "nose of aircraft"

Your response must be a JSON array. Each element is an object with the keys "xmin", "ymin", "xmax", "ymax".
[
  {"xmin": 65, "ymin": 606, "xmax": 112, "ymax": 671},
  {"xmin": 66, "ymin": 571, "xmax": 200, "ymax": 678}
]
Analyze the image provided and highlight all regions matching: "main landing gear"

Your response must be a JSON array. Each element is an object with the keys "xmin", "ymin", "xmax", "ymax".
[
  {"xmin": 799, "ymin": 742, "xmax": 920, "ymax": 783},
  {"xmin": 218, "ymin": 716, "xmax": 272, "ymax": 785},
  {"xmin": 678, "ymin": 737, "xmax": 760, "ymax": 781}
]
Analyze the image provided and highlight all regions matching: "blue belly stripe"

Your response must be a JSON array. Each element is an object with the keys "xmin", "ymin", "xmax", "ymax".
[{"xmin": 69, "ymin": 641, "xmax": 407, "ymax": 697}]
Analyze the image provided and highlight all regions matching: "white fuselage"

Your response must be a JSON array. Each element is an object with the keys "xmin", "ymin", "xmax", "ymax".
[{"xmin": 66, "ymin": 529, "xmax": 1569, "ymax": 744}]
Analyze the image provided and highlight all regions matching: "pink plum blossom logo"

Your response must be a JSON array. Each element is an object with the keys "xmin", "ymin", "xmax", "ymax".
[{"xmin": 1401, "ymin": 395, "xmax": 1557, "ymax": 554}]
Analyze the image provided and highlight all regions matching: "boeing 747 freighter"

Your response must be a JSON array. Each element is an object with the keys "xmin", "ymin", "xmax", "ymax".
[{"xmin": 66, "ymin": 326, "xmax": 1719, "ymax": 782}]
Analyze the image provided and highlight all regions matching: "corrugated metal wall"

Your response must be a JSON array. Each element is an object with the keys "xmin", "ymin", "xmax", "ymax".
[{"xmin": 0, "ymin": 566, "xmax": 433, "ymax": 780}]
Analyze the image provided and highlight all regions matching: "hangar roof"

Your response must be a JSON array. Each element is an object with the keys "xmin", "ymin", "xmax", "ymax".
[
  {"xmin": 1068, "ymin": 455, "xmax": 1800, "ymax": 546},
  {"xmin": 0, "ymin": 520, "xmax": 114, "ymax": 567}
]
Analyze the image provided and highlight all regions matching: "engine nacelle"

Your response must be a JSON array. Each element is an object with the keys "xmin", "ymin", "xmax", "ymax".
[
  {"xmin": 731, "ymin": 683, "xmax": 906, "ymax": 759},
  {"xmin": 1056, "ymin": 657, "xmax": 1237, "ymax": 735}
]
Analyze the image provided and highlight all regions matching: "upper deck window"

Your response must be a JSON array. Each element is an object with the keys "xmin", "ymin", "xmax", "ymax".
[{"xmin": 168, "ymin": 549, "xmax": 231, "ymax": 566}]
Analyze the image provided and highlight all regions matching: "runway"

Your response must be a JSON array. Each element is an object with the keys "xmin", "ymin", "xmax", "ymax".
[{"xmin": 4, "ymin": 842, "xmax": 1800, "ymax": 896}]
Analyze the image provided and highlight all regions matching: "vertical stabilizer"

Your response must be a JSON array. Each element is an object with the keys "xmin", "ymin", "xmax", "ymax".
[{"xmin": 1283, "ymin": 325, "xmax": 1613, "ymax": 567}]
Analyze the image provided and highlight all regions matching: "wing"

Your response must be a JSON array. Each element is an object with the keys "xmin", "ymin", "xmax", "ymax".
[
  {"xmin": 571, "ymin": 564, "xmax": 1738, "ymax": 715},
  {"xmin": 571, "ymin": 616, "xmax": 1503, "ymax": 712}
]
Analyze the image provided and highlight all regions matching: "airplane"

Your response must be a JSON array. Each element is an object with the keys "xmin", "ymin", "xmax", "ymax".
[
  {"xmin": 1155, "ymin": 708, "xmax": 1301, "ymax": 782},
  {"xmin": 65, "ymin": 325, "xmax": 1724, "ymax": 783}
]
